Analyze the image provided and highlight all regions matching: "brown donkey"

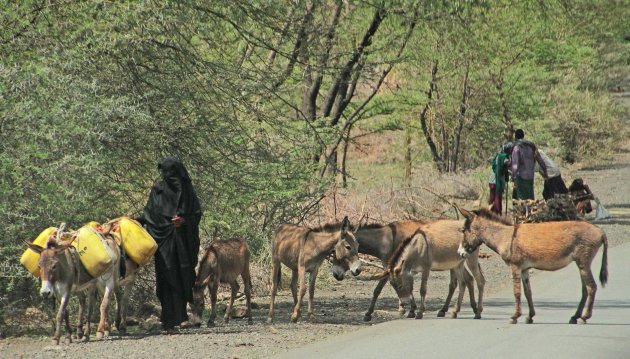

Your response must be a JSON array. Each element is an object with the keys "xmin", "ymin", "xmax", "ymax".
[
  {"xmin": 456, "ymin": 206, "xmax": 608, "ymax": 324},
  {"xmin": 191, "ymin": 236, "xmax": 253, "ymax": 326},
  {"xmin": 268, "ymin": 216, "xmax": 361, "ymax": 323},
  {"xmin": 353, "ymin": 220, "xmax": 485, "ymax": 321},
  {"xmin": 384, "ymin": 219, "xmax": 484, "ymax": 320}
]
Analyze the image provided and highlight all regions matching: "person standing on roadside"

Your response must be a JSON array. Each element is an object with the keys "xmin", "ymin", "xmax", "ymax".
[
  {"xmin": 511, "ymin": 129, "xmax": 547, "ymax": 200},
  {"xmin": 535, "ymin": 150, "xmax": 569, "ymax": 200},
  {"xmin": 137, "ymin": 157, "xmax": 202, "ymax": 334},
  {"xmin": 488, "ymin": 142, "xmax": 512, "ymax": 214}
]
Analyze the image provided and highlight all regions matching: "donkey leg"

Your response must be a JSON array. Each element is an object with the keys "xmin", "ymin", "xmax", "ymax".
[
  {"xmin": 291, "ymin": 270, "xmax": 299, "ymax": 305},
  {"xmin": 224, "ymin": 282, "xmax": 238, "ymax": 324},
  {"xmin": 114, "ymin": 287, "xmax": 123, "ymax": 334},
  {"xmin": 510, "ymin": 265, "xmax": 522, "ymax": 324},
  {"xmin": 450, "ymin": 267, "xmax": 467, "ymax": 319},
  {"xmin": 438, "ymin": 270, "xmax": 457, "ymax": 318},
  {"xmin": 97, "ymin": 286, "xmax": 113, "ymax": 338},
  {"xmin": 463, "ymin": 267, "xmax": 478, "ymax": 317},
  {"xmin": 521, "ymin": 270, "xmax": 535, "ymax": 324},
  {"xmin": 63, "ymin": 300, "xmax": 73, "ymax": 344},
  {"xmin": 267, "ymin": 260, "xmax": 280, "ymax": 324},
  {"xmin": 307, "ymin": 267, "xmax": 319, "ymax": 321},
  {"xmin": 415, "ymin": 271, "xmax": 429, "ymax": 320},
  {"xmin": 363, "ymin": 277, "xmax": 388, "ymax": 321},
  {"xmin": 53, "ymin": 295, "xmax": 70, "ymax": 345},
  {"xmin": 291, "ymin": 267, "xmax": 307, "ymax": 323},
  {"xmin": 242, "ymin": 271, "xmax": 253, "ymax": 325},
  {"xmin": 208, "ymin": 282, "xmax": 218, "ymax": 327},
  {"xmin": 82, "ymin": 289, "xmax": 96, "ymax": 342},
  {"xmin": 468, "ymin": 260, "xmax": 485, "ymax": 319},
  {"xmin": 570, "ymin": 284, "xmax": 588, "ymax": 324},
  {"xmin": 578, "ymin": 266, "xmax": 597, "ymax": 324},
  {"xmin": 76, "ymin": 293, "xmax": 86, "ymax": 340},
  {"xmin": 117, "ymin": 281, "xmax": 133, "ymax": 335}
]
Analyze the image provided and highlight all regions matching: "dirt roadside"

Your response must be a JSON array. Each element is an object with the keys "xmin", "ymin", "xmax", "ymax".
[{"xmin": 1, "ymin": 145, "xmax": 629, "ymax": 359}]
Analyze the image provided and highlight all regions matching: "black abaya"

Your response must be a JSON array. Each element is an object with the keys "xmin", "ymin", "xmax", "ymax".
[{"xmin": 139, "ymin": 157, "xmax": 202, "ymax": 329}]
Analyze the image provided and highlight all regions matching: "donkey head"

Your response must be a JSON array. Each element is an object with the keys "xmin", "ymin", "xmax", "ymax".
[
  {"xmin": 455, "ymin": 205, "xmax": 482, "ymax": 257},
  {"xmin": 25, "ymin": 235, "xmax": 75, "ymax": 299},
  {"xmin": 388, "ymin": 259, "xmax": 415, "ymax": 299},
  {"xmin": 191, "ymin": 248, "xmax": 217, "ymax": 324},
  {"xmin": 330, "ymin": 216, "xmax": 362, "ymax": 281}
]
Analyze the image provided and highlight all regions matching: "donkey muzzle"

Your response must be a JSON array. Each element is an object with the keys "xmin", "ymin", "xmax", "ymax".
[
  {"xmin": 332, "ymin": 265, "xmax": 346, "ymax": 281},
  {"xmin": 457, "ymin": 243, "xmax": 470, "ymax": 258},
  {"xmin": 40, "ymin": 281, "xmax": 54, "ymax": 298},
  {"xmin": 350, "ymin": 260, "xmax": 363, "ymax": 276}
]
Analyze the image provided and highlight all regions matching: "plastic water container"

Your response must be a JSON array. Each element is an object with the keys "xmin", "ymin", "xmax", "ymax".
[
  {"xmin": 20, "ymin": 227, "xmax": 58, "ymax": 277},
  {"xmin": 72, "ymin": 226, "xmax": 117, "ymax": 278},
  {"xmin": 115, "ymin": 217, "xmax": 157, "ymax": 266}
]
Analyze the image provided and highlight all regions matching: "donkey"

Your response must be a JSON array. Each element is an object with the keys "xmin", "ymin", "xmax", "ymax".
[
  {"xmin": 25, "ymin": 230, "xmax": 119, "ymax": 344},
  {"xmin": 384, "ymin": 219, "xmax": 483, "ymax": 320},
  {"xmin": 191, "ymin": 236, "xmax": 253, "ymax": 327},
  {"xmin": 456, "ymin": 206, "xmax": 608, "ymax": 324},
  {"xmin": 355, "ymin": 220, "xmax": 485, "ymax": 321},
  {"xmin": 268, "ymin": 216, "xmax": 361, "ymax": 323},
  {"xmin": 100, "ymin": 222, "xmax": 141, "ymax": 335}
]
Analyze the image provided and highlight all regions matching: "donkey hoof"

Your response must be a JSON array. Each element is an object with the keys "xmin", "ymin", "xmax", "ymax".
[
  {"xmin": 291, "ymin": 314, "xmax": 300, "ymax": 323},
  {"xmin": 207, "ymin": 321, "xmax": 215, "ymax": 327},
  {"xmin": 267, "ymin": 317, "xmax": 274, "ymax": 324},
  {"xmin": 223, "ymin": 318, "xmax": 230, "ymax": 324},
  {"xmin": 578, "ymin": 318, "xmax": 587, "ymax": 325},
  {"xmin": 52, "ymin": 338, "xmax": 60, "ymax": 346},
  {"xmin": 449, "ymin": 312, "xmax": 458, "ymax": 319},
  {"xmin": 96, "ymin": 332, "xmax": 104, "ymax": 339},
  {"xmin": 194, "ymin": 322, "xmax": 201, "ymax": 328},
  {"xmin": 398, "ymin": 307, "xmax": 406, "ymax": 315},
  {"xmin": 363, "ymin": 314, "xmax": 372, "ymax": 322},
  {"xmin": 569, "ymin": 317, "xmax": 578, "ymax": 324},
  {"xmin": 509, "ymin": 318, "xmax": 517, "ymax": 324},
  {"xmin": 248, "ymin": 318, "xmax": 253, "ymax": 325},
  {"xmin": 407, "ymin": 311, "xmax": 416, "ymax": 319},
  {"xmin": 78, "ymin": 336, "xmax": 90, "ymax": 343},
  {"xmin": 118, "ymin": 328, "xmax": 128, "ymax": 336},
  {"xmin": 526, "ymin": 317, "xmax": 533, "ymax": 324},
  {"xmin": 415, "ymin": 312, "xmax": 423, "ymax": 320},
  {"xmin": 64, "ymin": 337, "xmax": 73, "ymax": 345},
  {"xmin": 474, "ymin": 314, "xmax": 482, "ymax": 319},
  {"xmin": 437, "ymin": 310, "xmax": 446, "ymax": 318}
]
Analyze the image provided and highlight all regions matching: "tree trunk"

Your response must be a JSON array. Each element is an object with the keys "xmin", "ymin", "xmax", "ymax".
[{"xmin": 419, "ymin": 60, "xmax": 445, "ymax": 172}]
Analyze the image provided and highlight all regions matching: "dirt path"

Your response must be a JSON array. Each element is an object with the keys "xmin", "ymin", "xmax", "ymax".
[{"xmin": 2, "ymin": 145, "xmax": 629, "ymax": 359}]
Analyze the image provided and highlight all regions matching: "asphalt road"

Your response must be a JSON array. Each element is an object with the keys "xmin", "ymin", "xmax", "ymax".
[{"xmin": 275, "ymin": 242, "xmax": 630, "ymax": 359}]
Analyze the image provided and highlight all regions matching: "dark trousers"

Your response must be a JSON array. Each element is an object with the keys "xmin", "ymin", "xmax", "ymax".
[{"xmin": 542, "ymin": 175, "xmax": 569, "ymax": 200}]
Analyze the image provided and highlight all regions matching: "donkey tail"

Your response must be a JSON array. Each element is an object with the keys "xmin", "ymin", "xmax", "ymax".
[{"xmin": 599, "ymin": 233, "xmax": 608, "ymax": 287}]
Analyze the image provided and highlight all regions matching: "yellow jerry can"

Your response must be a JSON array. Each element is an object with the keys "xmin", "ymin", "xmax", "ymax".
[
  {"xmin": 20, "ymin": 227, "xmax": 58, "ymax": 277},
  {"xmin": 116, "ymin": 217, "xmax": 157, "ymax": 266},
  {"xmin": 72, "ymin": 226, "xmax": 117, "ymax": 278}
]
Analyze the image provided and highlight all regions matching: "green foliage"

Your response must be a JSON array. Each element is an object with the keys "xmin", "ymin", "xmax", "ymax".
[{"xmin": 0, "ymin": 0, "xmax": 629, "ymax": 331}]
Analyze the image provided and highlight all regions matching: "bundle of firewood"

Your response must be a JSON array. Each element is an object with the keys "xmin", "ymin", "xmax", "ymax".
[{"xmin": 512, "ymin": 194, "xmax": 579, "ymax": 223}]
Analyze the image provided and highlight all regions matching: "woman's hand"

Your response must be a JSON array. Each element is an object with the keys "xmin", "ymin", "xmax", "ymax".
[{"xmin": 172, "ymin": 215, "xmax": 185, "ymax": 228}]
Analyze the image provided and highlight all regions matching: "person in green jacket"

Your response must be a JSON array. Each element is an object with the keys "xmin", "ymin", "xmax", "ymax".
[{"xmin": 489, "ymin": 142, "xmax": 513, "ymax": 214}]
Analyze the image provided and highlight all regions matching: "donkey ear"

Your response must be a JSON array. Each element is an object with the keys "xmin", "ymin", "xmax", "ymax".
[
  {"xmin": 455, "ymin": 204, "xmax": 474, "ymax": 220},
  {"xmin": 56, "ymin": 236, "xmax": 76, "ymax": 252},
  {"xmin": 24, "ymin": 240, "xmax": 44, "ymax": 254},
  {"xmin": 341, "ymin": 216, "xmax": 350, "ymax": 233}
]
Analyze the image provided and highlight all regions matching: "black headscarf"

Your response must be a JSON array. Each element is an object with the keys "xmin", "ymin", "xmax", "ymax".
[{"xmin": 139, "ymin": 157, "xmax": 202, "ymax": 312}]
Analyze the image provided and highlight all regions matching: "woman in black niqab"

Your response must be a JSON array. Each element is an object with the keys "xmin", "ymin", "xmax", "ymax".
[{"xmin": 138, "ymin": 157, "xmax": 202, "ymax": 332}]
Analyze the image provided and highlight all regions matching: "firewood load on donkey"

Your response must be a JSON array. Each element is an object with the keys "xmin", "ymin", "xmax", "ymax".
[
  {"xmin": 191, "ymin": 236, "xmax": 253, "ymax": 327},
  {"xmin": 349, "ymin": 219, "xmax": 485, "ymax": 321},
  {"xmin": 268, "ymin": 216, "xmax": 362, "ymax": 323},
  {"xmin": 456, "ymin": 206, "xmax": 608, "ymax": 324}
]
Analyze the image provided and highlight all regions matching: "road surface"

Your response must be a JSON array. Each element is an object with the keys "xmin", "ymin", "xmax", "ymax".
[{"xmin": 275, "ymin": 242, "xmax": 630, "ymax": 359}]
